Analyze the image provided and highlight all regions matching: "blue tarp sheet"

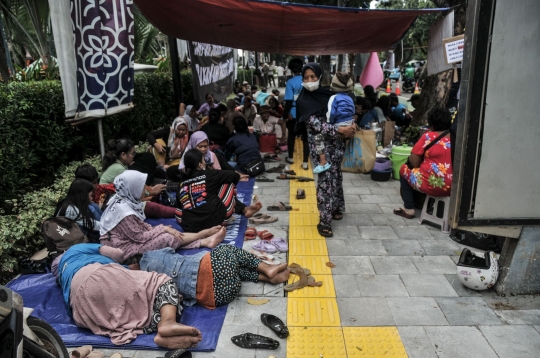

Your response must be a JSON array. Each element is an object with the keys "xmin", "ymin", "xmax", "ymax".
[{"xmin": 7, "ymin": 179, "xmax": 254, "ymax": 351}]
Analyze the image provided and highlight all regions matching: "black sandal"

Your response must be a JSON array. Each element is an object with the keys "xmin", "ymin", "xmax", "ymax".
[
  {"xmin": 317, "ymin": 223, "xmax": 333, "ymax": 237},
  {"xmin": 231, "ymin": 333, "xmax": 279, "ymax": 350},
  {"xmin": 332, "ymin": 211, "xmax": 343, "ymax": 220}
]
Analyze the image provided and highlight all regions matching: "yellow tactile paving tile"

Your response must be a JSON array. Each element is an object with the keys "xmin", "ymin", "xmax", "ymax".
[
  {"xmin": 289, "ymin": 239, "xmax": 328, "ymax": 256},
  {"xmin": 287, "ymin": 298, "xmax": 341, "ymax": 327},
  {"xmin": 290, "ymin": 213, "xmax": 320, "ymax": 226},
  {"xmin": 288, "ymin": 226, "xmax": 324, "ymax": 240},
  {"xmin": 343, "ymin": 327, "xmax": 408, "ymax": 357},
  {"xmin": 287, "ymin": 275, "xmax": 336, "ymax": 298},
  {"xmin": 288, "ymin": 255, "xmax": 333, "ymax": 275},
  {"xmin": 288, "ymin": 203, "xmax": 319, "ymax": 214},
  {"xmin": 290, "ymin": 180, "xmax": 314, "ymax": 188},
  {"xmin": 287, "ymin": 327, "xmax": 347, "ymax": 358}
]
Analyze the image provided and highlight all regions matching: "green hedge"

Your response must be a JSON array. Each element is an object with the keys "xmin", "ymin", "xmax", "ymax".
[{"xmin": 0, "ymin": 71, "xmax": 195, "ymax": 210}]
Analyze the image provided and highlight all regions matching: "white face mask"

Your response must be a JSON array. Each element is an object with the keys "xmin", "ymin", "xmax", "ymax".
[{"xmin": 302, "ymin": 79, "xmax": 320, "ymax": 92}]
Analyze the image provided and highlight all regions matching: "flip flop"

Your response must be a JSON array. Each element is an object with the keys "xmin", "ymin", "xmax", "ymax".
[
  {"xmin": 284, "ymin": 170, "xmax": 296, "ymax": 175},
  {"xmin": 393, "ymin": 208, "xmax": 415, "ymax": 219},
  {"xmin": 264, "ymin": 157, "xmax": 281, "ymax": 162},
  {"xmin": 257, "ymin": 230, "xmax": 274, "ymax": 240},
  {"xmin": 267, "ymin": 202, "xmax": 292, "ymax": 211},
  {"xmin": 255, "ymin": 176, "xmax": 274, "ymax": 182},
  {"xmin": 307, "ymin": 276, "xmax": 323, "ymax": 287},
  {"xmin": 284, "ymin": 270, "xmax": 308, "ymax": 292},
  {"xmin": 250, "ymin": 250, "xmax": 281, "ymax": 265},
  {"xmin": 296, "ymin": 189, "xmax": 306, "ymax": 200},
  {"xmin": 231, "ymin": 333, "xmax": 279, "ymax": 350},
  {"xmin": 270, "ymin": 238, "xmax": 288, "ymax": 252},
  {"xmin": 277, "ymin": 174, "xmax": 296, "ymax": 180},
  {"xmin": 249, "ymin": 214, "xmax": 278, "ymax": 225},
  {"xmin": 164, "ymin": 349, "xmax": 192, "ymax": 358},
  {"xmin": 260, "ymin": 314, "xmax": 289, "ymax": 339},
  {"xmin": 252, "ymin": 241, "xmax": 277, "ymax": 253},
  {"xmin": 288, "ymin": 263, "xmax": 311, "ymax": 276},
  {"xmin": 296, "ymin": 176, "xmax": 314, "ymax": 182},
  {"xmin": 266, "ymin": 166, "xmax": 283, "ymax": 173},
  {"xmin": 244, "ymin": 227, "xmax": 257, "ymax": 240}
]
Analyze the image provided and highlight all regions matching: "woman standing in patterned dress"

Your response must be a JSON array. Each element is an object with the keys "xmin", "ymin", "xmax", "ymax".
[{"xmin": 296, "ymin": 63, "xmax": 356, "ymax": 237}]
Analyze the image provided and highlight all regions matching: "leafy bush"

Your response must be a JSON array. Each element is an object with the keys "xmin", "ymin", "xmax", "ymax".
[
  {"xmin": 1, "ymin": 72, "xmax": 194, "ymax": 208},
  {"xmin": 236, "ymin": 69, "xmax": 254, "ymax": 86},
  {"xmin": 0, "ymin": 156, "xmax": 101, "ymax": 283}
]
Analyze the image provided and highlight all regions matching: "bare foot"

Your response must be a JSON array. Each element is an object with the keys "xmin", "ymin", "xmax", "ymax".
[
  {"xmin": 261, "ymin": 262, "xmax": 288, "ymax": 278},
  {"xmin": 200, "ymin": 227, "xmax": 226, "ymax": 248},
  {"xmin": 198, "ymin": 225, "xmax": 221, "ymax": 239},
  {"xmin": 243, "ymin": 201, "xmax": 262, "ymax": 218},
  {"xmin": 269, "ymin": 268, "xmax": 291, "ymax": 284},
  {"xmin": 154, "ymin": 333, "xmax": 202, "ymax": 350}
]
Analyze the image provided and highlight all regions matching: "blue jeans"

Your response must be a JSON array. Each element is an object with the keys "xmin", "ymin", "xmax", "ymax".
[{"xmin": 400, "ymin": 175, "xmax": 415, "ymax": 210}]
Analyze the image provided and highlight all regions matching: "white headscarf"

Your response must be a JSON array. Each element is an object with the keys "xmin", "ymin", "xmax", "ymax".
[
  {"xmin": 183, "ymin": 105, "xmax": 200, "ymax": 132},
  {"xmin": 99, "ymin": 171, "xmax": 147, "ymax": 235},
  {"xmin": 168, "ymin": 117, "xmax": 188, "ymax": 148}
]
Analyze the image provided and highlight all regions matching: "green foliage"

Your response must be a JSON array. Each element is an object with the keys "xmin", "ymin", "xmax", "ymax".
[
  {"xmin": 403, "ymin": 125, "xmax": 421, "ymax": 145},
  {"xmin": 0, "ymin": 80, "xmax": 79, "ymax": 204},
  {"xmin": 0, "ymin": 156, "xmax": 101, "ymax": 282},
  {"xmin": 236, "ymin": 69, "xmax": 254, "ymax": 86},
  {"xmin": 0, "ymin": 72, "xmax": 192, "ymax": 210}
]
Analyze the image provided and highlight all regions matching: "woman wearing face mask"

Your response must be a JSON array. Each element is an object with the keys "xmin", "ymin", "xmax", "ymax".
[{"xmin": 296, "ymin": 63, "xmax": 356, "ymax": 238}]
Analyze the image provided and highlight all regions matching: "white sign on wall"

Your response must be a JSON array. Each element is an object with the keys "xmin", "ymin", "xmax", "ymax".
[{"xmin": 443, "ymin": 35, "xmax": 465, "ymax": 64}]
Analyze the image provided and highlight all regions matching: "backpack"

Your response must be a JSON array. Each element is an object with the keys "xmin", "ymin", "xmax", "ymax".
[
  {"xmin": 41, "ymin": 217, "xmax": 89, "ymax": 258},
  {"xmin": 330, "ymin": 94, "xmax": 355, "ymax": 125}
]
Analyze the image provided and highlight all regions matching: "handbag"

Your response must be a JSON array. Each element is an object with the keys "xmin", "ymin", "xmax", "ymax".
[
  {"xmin": 406, "ymin": 129, "xmax": 449, "ymax": 169},
  {"xmin": 244, "ymin": 158, "xmax": 265, "ymax": 177},
  {"xmin": 341, "ymin": 129, "xmax": 377, "ymax": 173}
]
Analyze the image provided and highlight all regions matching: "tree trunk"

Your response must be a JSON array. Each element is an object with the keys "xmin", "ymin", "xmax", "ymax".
[
  {"xmin": 412, "ymin": 69, "xmax": 453, "ymax": 125},
  {"xmin": 337, "ymin": 54, "xmax": 344, "ymax": 72},
  {"xmin": 412, "ymin": 2, "xmax": 467, "ymax": 125},
  {"xmin": 347, "ymin": 53, "xmax": 355, "ymax": 75},
  {"xmin": 319, "ymin": 55, "xmax": 332, "ymax": 84},
  {"xmin": 0, "ymin": 18, "xmax": 10, "ymax": 82}
]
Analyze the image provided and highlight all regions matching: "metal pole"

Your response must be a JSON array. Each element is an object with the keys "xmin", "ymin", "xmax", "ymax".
[
  {"xmin": 168, "ymin": 36, "xmax": 183, "ymax": 114},
  {"xmin": 97, "ymin": 119, "xmax": 105, "ymax": 158}
]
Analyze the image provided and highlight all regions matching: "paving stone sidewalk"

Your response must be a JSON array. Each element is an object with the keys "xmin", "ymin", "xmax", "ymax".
[{"xmin": 99, "ymin": 160, "xmax": 540, "ymax": 358}]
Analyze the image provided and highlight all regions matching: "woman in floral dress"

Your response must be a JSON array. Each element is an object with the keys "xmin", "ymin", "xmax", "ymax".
[{"xmin": 394, "ymin": 107, "xmax": 453, "ymax": 219}]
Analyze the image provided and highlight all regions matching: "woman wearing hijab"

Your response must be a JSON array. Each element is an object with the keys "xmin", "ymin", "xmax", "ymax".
[
  {"xmin": 296, "ymin": 63, "xmax": 355, "ymax": 237},
  {"xmin": 175, "ymin": 150, "xmax": 261, "ymax": 232},
  {"xmin": 146, "ymin": 117, "xmax": 189, "ymax": 168},
  {"xmin": 179, "ymin": 131, "xmax": 222, "ymax": 170},
  {"xmin": 50, "ymin": 242, "xmax": 202, "ymax": 351},
  {"xmin": 178, "ymin": 103, "xmax": 200, "ymax": 133},
  {"xmin": 99, "ymin": 171, "xmax": 227, "ymax": 259}
]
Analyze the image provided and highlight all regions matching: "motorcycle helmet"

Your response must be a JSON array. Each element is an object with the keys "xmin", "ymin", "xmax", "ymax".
[{"xmin": 456, "ymin": 248, "xmax": 499, "ymax": 290}]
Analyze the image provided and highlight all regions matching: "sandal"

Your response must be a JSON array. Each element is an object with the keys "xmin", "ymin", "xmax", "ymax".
[
  {"xmin": 332, "ymin": 211, "xmax": 343, "ymax": 220},
  {"xmin": 284, "ymin": 170, "xmax": 296, "ymax": 175},
  {"xmin": 277, "ymin": 173, "xmax": 296, "ymax": 180},
  {"xmin": 317, "ymin": 223, "xmax": 333, "ymax": 238},
  {"xmin": 267, "ymin": 202, "xmax": 292, "ymax": 211},
  {"xmin": 252, "ymin": 241, "xmax": 277, "ymax": 254},
  {"xmin": 257, "ymin": 230, "xmax": 274, "ymax": 241},
  {"xmin": 164, "ymin": 349, "xmax": 192, "ymax": 358},
  {"xmin": 296, "ymin": 176, "xmax": 314, "ymax": 182},
  {"xmin": 244, "ymin": 227, "xmax": 257, "ymax": 240},
  {"xmin": 284, "ymin": 269, "xmax": 308, "ymax": 292},
  {"xmin": 265, "ymin": 166, "xmax": 283, "ymax": 173},
  {"xmin": 249, "ymin": 214, "xmax": 278, "ymax": 224},
  {"xmin": 270, "ymin": 238, "xmax": 288, "ymax": 252},
  {"xmin": 393, "ymin": 208, "xmax": 415, "ymax": 219},
  {"xmin": 288, "ymin": 263, "xmax": 311, "ymax": 276},
  {"xmin": 250, "ymin": 250, "xmax": 281, "ymax": 265},
  {"xmin": 296, "ymin": 189, "xmax": 306, "ymax": 200},
  {"xmin": 255, "ymin": 176, "xmax": 274, "ymax": 182}
]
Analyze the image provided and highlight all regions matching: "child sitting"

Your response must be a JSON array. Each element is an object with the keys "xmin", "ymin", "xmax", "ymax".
[{"xmin": 313, "ymin": 72, "xmax": 356, "ymax": 174}]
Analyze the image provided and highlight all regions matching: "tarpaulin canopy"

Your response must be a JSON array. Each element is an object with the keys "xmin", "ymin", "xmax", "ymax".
[{"xmin": 134, "ymin": 0, "xmax": 445, "ymax": 55}]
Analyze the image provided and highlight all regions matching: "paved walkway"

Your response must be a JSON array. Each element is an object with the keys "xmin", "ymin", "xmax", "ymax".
[{"xmin": 99, "ymin": 148, "xmax": 540, "ymax": 357}]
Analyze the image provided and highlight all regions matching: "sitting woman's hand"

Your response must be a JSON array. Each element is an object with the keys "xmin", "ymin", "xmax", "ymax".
[
  {"xmin": 154, "ymin": 142, "xmax": 166, "ymax": 153},
  {"xmin": 237, "ymin": 172, "xmax": 250, "ymax": 181},
  {"xmin": 149, "ymin": 184, "xmax": 167, "ymax": 196},
  {"xmin": 337, "ymin": 123, "xmax": 356, "ymax": 139}
]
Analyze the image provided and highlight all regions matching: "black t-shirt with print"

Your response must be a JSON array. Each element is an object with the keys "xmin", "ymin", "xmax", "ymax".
[{"xmin": 178, "ymin": 169, "xmax": 240, "ymax": 232}]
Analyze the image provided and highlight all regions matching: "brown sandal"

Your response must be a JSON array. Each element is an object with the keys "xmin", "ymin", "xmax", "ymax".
[
  {"xmin": 393, "ymin": 208, "xmax": 415, "ymax": 219},
  {"xmin": 296, "ymin": 189, "xmax": 306, "ymax": 199}
]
